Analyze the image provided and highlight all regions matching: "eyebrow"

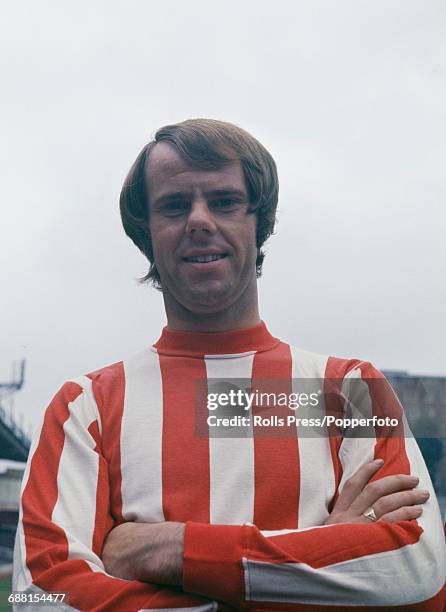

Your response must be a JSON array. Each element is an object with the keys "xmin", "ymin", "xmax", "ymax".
[{"xmin": 154, "ymin": 188, "xmax": 248, "ymax": 205}]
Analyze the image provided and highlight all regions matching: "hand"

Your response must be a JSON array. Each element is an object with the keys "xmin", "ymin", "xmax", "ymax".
[
  {"xmin": 102, "ymin": 521, "xmax": 185, "ymax": 585},
  {"xmin": 325, "ymin": 459, "xmax": 429, "ymax": 525}
]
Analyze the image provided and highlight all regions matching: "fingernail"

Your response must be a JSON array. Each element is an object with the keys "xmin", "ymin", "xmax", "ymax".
[
  {"xmin": 420, "ymin": 490, "xmax": 430, "ymax": 499},
  {"xmin": 374, "ymin": 458, "xmax": 384, "ymax": 465},
  {"xmin": 409, "ymin": 476, "xmax": 419, "ymax": 483},
  {"xmin": 413, "ymin": 506, "xmax": 423, "ymax": 514}
]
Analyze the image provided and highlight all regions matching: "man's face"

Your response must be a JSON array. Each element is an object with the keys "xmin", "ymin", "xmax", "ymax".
[{"xmin": 146, "ymin": 142, "xmax": 258, "ymax": 315}]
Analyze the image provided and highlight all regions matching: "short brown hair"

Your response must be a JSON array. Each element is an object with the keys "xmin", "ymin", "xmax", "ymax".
[{"xmin": 119, "ymin": 118, "xmax": 279, "ymax": 288}]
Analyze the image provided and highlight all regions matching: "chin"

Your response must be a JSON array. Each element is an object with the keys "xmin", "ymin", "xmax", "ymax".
[
  {"xmin": 184, "ymin": 294, "xmax": 233, "ymax": 315},
  {"xmin": 180, "ymin": 283, "xmax": 236, "ymax": 314}
]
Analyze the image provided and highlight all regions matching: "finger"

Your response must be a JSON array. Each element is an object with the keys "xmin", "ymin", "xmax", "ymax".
[
  {"xmin": 333, "ymin": 459, "xmax": 384, "ymax": 512},
  {"xmin": 379, "ymin": 505, "xmax": 423, "ymax": 523},
  {"xmin": 349, "ymin": 473, "xmax": 419, "ymax": 515},
  {"xmin": 374, "ymin": 489, "xmax": 429, "ymax": 518}
]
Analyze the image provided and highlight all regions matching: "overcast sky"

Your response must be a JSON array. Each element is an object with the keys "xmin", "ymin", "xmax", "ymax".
[{"xmin": 1, "ymin": 0, "xmax": 445, "ymax": 435}]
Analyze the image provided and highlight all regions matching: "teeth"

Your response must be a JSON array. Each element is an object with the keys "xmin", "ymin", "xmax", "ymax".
[{"xmin": 186, "ymin": 254, "xmax": 225, "ymax": 263}]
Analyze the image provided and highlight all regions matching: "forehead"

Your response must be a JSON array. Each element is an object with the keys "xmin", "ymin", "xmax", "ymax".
[{"xmin": 145, "ymin": 142, "xmax": 247, "ymax": 203}]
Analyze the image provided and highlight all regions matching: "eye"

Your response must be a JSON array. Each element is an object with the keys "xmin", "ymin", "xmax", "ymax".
[
  {"xmin": 162, "ymin": 200, "xmax": 190, "ymax": 216},
  {"xmin": 210, "ymin": 198, "xmax": 240, "ymax": 210}
]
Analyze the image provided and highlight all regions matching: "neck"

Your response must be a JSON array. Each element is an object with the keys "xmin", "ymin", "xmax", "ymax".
[{"xmin": 162, "ymin": 282, "xmax": 261, "ymax": 332}]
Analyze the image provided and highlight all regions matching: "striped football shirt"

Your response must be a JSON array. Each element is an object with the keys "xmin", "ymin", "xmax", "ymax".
[{"xmin": 13, "ymin": 322, "xmax": 446, "ymax": 610}]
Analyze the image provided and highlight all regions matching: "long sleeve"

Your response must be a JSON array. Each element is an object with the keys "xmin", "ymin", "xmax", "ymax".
[
  {"xmin": 13, "ymin": 377, "xmax": 217, "ymax": 612},
  {"xmin": 182, "ymin": 362, "xmax": 446, "ymax": 610}
]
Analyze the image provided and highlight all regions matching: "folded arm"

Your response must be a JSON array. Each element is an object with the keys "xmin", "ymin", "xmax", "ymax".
[
  {"xmin": 103, "ymin": 457, "xmax": 445, "ymax": 609},
  {"xmin": 102, "ymin": 362, "xmax": 446, "ymax": 610},
  {"xmin": 182, "ymin": 371, "xmax": 446, "ymax": 610},
  {"xmin": 13, "ymin": 379, "xmax": 219, "ymax": 611}
]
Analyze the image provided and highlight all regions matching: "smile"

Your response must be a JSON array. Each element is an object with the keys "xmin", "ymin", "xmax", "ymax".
[{"xmin": 183, "ymin": 254, "xmax": 228, "ymax": 263}]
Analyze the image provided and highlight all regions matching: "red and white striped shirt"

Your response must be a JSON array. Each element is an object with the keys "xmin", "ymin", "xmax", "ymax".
[{"xmin": 13, "ymin": 322, "xmax": 446, "ymax": 610}]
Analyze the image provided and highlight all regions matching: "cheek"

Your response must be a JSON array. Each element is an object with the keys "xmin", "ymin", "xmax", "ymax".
[
  {"xmin": 150, "ymin": 226, "xmax": 178, "ymax": 265},
  {"xmin": 244, "ymin": 223, "xmax": 258, "ymax": 257}
]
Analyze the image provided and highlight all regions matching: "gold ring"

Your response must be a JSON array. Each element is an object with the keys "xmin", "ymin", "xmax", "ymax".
[{"xmin": 363, "ymin": 506, "xmax": 378, "ymax": 522}]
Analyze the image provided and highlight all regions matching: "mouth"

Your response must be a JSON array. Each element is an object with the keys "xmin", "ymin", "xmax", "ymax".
[{"xmin": 182, "ymin": 253, "xmax": 228, "ymax": 264}]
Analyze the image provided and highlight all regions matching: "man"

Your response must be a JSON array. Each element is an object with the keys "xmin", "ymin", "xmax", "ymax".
[{"xmin": 13, "ymin": 119, "xmax": 446, "ymax": 610}]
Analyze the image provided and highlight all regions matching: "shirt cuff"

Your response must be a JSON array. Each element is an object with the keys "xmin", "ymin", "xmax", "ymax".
[{"xmin": 182, "ymin": 521, "xmax": 247, "ymax": 608}]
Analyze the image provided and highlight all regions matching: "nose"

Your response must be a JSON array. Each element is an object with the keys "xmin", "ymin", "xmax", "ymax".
[{"xmin": 185, "ymin": 197, "xmax": 217, "ymax": 238}]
